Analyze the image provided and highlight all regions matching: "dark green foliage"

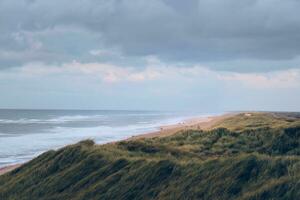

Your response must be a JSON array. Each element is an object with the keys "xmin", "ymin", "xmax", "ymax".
[
  {"xmin": 1, "ymin": 114, "xmax": 300, "ymax": 200},
  {"xmin": 270, "ymin": 127, "xmax": 300, "ymax": 155}
]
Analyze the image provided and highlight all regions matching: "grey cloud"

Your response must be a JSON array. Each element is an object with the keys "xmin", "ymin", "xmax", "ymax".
[{"xmin": 1, "ymin": 0, "xmax": 300, "ymax": 71}]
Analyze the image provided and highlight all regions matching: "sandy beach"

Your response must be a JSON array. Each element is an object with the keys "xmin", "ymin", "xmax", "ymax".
[
  {"xmin": 0, "ymin": 113, "xmax": 233, "ymax": 176},
  {"xmin": 128, "ymin": 113, "xmax": 233, "ymax": 140},
  {"xmin": 0, "ymin": 164, "xmax": 21, "ymax": 176}
]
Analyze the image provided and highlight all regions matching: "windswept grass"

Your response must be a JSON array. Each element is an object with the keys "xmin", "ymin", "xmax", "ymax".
[
  {"xmin": 0, "ymin": 112, "xmax": 300, "ymax": 200},
  {"xmin": 212, "ymin": 112, "xmax": 300, "ymax": 131}
]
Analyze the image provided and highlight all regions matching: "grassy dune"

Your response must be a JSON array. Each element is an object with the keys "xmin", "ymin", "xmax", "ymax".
[{"xmin": 0, "ymin": 112, "xmax": 300, "ymax": 200}]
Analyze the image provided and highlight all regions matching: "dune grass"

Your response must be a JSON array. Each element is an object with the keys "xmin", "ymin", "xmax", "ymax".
[{"xmin": 0, "ymin": 112, "xmax": 300, "ymax": 200}]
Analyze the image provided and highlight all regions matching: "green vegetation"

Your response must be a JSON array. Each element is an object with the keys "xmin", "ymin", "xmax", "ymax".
[
  {"xmin": 0, "ymin": 112, "xmax": 300, "ymax": 200},
  {"xmin": 212, "ymin": 112, "xmax": 300, "ymax": 131}
]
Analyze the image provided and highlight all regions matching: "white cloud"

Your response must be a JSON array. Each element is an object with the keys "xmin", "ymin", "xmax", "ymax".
[
  {"xmin": 89, "ymin": 48, "xmax": 122, "ymax": 58},
  {"xmin": 218, "ymin": 69, "xmax": 300, "ymax": 88},
  {"xmin": 1, "ymin": 60, "xmax": 300, "ymax": 89},
  {"xmin": 0, "ymin": 60, "xmax": 209, "ymax": 83}
]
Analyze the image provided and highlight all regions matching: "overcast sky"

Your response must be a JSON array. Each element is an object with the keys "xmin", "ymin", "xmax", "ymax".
[{"xmin": 1, "ymin": 0, "xmax": 300, "ymax": 111}]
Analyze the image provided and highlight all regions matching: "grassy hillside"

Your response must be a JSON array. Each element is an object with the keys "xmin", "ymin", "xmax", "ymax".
[
  {"xmin": 0, "ymin": 112, "xmax": 300, "ymax": 200},
  {"xmin": 212, "ymin": 112, "xmax": 300, "ymax": 131}
]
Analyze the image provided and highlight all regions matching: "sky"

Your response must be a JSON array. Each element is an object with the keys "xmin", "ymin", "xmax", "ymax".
[{"xmin": 0, "ymin": 0, "xmax": 300, "ymax": 111}]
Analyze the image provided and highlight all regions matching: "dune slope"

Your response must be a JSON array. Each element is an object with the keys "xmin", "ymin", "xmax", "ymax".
[{"xmin": 1, "ymin": 112, "xmax": 300, "ymax": 200}]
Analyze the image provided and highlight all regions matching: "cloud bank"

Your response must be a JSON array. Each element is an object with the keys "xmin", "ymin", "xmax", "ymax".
[
  {"xmin": 2, "ymin": 60, "xmax": 299, "ymax": 89},
  {"xmin": 1, "ymin": 0, "xmax": 300, "ymax": 72},
  {"xmin": 1, "ymin": 0, "xmax": 300, "ymax": 111}
]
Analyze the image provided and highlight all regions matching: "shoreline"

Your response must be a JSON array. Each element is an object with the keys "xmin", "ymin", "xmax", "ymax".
[
  {"xmin": 127, "ymin": 113, "xmax": 233, "ymax": 140},
  {"xmin": 0, "ymin": 113, "xmax": 233, "ymax": 176},
  {"xmin": 0, "ymin": 164, "xmax": 21, "ymax": 176}
]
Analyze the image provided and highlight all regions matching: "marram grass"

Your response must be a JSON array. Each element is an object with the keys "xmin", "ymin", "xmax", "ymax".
[{"xmin": 0, "ymin": 112, "xmax": 300, "ymax": 200}]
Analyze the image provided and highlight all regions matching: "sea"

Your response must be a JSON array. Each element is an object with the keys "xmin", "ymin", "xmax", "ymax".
[{"xmin": 0, "ymin": 109, "xmax": 220, "ymax": 167}]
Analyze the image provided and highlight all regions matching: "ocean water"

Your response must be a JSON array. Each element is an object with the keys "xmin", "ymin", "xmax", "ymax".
[{"xmin": 0, "ymin": 109, "xmax": 218, "ymax": 167}]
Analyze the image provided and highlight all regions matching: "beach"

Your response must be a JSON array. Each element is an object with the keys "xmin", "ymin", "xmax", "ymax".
[
  {"xmin": 128, "ymin": 113, "xmax": 232, "ymax": 140},
  {"xmin": 0, "ymin": 113, "xmax": 231, "ymax": 176},
  {"xmin": 0, "ymin": 164, "xmax": 21, "ymax": 176}
]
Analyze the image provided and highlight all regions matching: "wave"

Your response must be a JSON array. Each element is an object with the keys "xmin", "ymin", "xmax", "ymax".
[
  {"xmin": 0, "ymin": 115, "xmax": 106, "ymax": 124},
  {"xmin": 0, "ymin": 112, "xmax": 221, "ymax": 167},
  {"xmin": 0, "ymin": 122, "xmax": 161, "ymax": 167},
  {"xmin": 0, "ymin": 113, "xmax": 194, "ymax": 125}
]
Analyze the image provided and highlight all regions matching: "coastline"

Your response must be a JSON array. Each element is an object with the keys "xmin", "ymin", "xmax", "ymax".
[
  {"xmin": 0, "ymin": 164, "xmax": 21, "ymax": 176},
  {"xmin": 127, "ymin": 113, "xmax": 233, "ymax": 140},
  {"xmin": 0, "ymin": 113, "xmax": 233, "ymax": 176}
]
